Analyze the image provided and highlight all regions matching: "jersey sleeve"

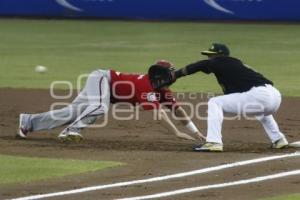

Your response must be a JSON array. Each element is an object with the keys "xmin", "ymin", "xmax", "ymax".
[
  {"xmin": 186, "ymin": 59, "xmax": 214, "ymax": 74},
  {"xmin": 159, "ymin": 89, "xmax": 179, "ymax": 111}
]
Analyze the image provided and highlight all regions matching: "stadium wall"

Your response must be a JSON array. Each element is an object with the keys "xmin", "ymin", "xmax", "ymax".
[{"xmin": 0, "ymin": 0, "xmax": 299, "ymax": 21}]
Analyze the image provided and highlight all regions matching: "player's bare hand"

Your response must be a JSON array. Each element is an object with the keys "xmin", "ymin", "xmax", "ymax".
[
  {"xmin": 195, "ymin": 131, "xmax": 206, "ymax": 142},
  {"xmin": 176, "ymin": 132, "xmax": 195, "ymax": 141}
]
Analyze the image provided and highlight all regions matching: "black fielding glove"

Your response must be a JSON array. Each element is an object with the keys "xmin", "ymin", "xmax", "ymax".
[
  {"xmin": 148, "ymin": 65, "xmax": 175, "ymax": 90},
  {"xmin": 174, "ymin": 68, "xmax": 186, "ymax": 79}
]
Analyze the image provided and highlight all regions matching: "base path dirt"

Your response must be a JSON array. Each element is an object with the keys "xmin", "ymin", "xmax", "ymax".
[{"xmin": 0, "ymin": 88, "xmax": 299, "ymax": 200}]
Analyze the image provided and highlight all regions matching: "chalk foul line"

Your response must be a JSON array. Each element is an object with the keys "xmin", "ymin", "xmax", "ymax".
[
  {"xmin": 118, "ymin": 169, "xmax": 300, "ymax": 200},
  {"xmin": 12, "ymin": 152, "xmax": 300, "ymax": 200}
]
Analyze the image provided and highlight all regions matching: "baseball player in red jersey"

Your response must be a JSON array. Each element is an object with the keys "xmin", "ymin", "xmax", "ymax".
[{"xmin": 17, "ymin": 60, "xmax": 205, "ymax": 142}]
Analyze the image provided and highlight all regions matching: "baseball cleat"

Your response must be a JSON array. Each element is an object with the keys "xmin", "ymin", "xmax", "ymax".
[
  {"xmin": 16, "ymin": 114, "xmax": 29, "ymax": 139},
  {"xmin": 193, "ymin": 142, "xmax": 223, "ymax": 152},
  {"xmin": 58, "ymin": 131, "xmax": 83, "ymax": 142},
  {"xmin": 272, "ymin": 137, "xmax": 289, "ymax": 149}
]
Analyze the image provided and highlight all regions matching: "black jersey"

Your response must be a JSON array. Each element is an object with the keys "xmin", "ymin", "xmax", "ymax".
[{"xmin": 185, "ymin": 56, "xmax": 273, "ymax": 94}]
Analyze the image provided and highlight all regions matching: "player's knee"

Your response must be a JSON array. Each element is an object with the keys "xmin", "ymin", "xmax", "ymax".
[
  {"xmin": 208, "ymin": 97, "xmax": 222, "ymax": 107},
  {"xmin": 85, "ymin": 116, "xmax": 98, "ymax": 125},
  {"xmin": 255, "ymin": 115, "xmax": 267, "ymax": 122},
  {"xmin": 90, "ymin": 104, "xmax": 109, "ymax": 116}
]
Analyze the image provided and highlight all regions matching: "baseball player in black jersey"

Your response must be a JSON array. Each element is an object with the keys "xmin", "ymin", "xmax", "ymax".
[{"xmin": 149, "ymin": 43, "xmax": 289, "ymax": 152}]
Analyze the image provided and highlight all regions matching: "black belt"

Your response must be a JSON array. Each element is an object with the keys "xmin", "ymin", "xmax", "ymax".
[{"xmin": 255, "ymin": 83, "xmax": 272, "ymax": 87}]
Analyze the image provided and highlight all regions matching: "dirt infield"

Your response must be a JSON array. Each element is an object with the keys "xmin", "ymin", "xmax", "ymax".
[{"xmin": 0, "ymin": 88, "xmax": 299, "ymax": 200}]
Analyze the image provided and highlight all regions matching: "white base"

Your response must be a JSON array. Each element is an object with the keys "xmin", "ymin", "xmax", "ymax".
[{"xmin": 289, "ymin": 141, "xmax": 300, "ymax": 148}]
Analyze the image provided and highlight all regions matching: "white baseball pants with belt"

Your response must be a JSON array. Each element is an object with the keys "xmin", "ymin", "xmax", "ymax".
[{"xmin": 206, "ymin": 84, "xmax": 286, "ymax": 144}]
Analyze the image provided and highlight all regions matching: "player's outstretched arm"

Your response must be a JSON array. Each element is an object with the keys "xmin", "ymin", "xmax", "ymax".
[
  {"xmin": 174, "ymin": 59, "xmax": 212, "ymax": 80},
  {"xmin": 158, "ymin": 108, "xmax": 195, "ymax": 141},
  {"xmin": 174, "ymin": 106, "xmax": 206, "ymax": 141},
  {"xmin": 149, "ymin": 60, "xmax": 212, "ymax": 90}
]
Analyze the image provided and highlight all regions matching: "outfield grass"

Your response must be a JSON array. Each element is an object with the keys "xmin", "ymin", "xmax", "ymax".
[
  {"xmin": 0, "ymin": 19, "xmax": 300, "ymax": 96},
  {"xmin": 0, "ymin": 154, "xmax": 122, "ymax": 184},
  {"xmin": 262, "ymin": 194, "xmax": 300, "ymax": 200}
]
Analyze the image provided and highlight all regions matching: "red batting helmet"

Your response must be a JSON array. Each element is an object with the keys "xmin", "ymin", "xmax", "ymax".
[{"xmin": 155, "ymin": 59, "xmax": 176, "ymax": 71}]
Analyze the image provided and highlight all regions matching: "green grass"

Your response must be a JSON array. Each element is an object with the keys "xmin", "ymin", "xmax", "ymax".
[
  {"xmin": 262, "ymin": 194, "xmax": 300, "ymax": 200},
  {"xmin": 0, "ymin": 154, "xmax": 122, "ymax": 184},
  {"xmin": 0, "ymin": 19, "xmax": 300, "ymax": 96}
]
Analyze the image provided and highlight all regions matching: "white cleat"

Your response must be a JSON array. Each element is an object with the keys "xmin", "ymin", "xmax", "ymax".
[
  {"xmin": 193, "ymin": 142, "xmax": 223, "ymax": 152},
  {"xmin": 272, "ymin": 137, "xmax": 289, "ymax": 149},
  {"xmin": 58, "ymin": 131, "xmax": 83, "ymax": 142},
  {"xmin": 16, "ymin": 114, "xmax": 28, "ymax": 139}
]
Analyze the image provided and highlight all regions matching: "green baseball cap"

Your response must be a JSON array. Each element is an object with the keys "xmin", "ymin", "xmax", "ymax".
[{"xmin": 201, "ymin": 43, "xmax": 230, "ymax": 56}]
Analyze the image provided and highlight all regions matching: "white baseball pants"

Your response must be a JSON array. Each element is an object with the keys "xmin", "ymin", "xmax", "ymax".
[
  {"xmin": 206, "ymin": 84, "xmax": 285, "ymax": 144},
  {"xmin": 25, "ymin": 70, "xmax": 111, "ymax": 132}
]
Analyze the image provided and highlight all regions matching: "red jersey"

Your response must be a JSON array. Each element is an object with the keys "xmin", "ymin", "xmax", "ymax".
[{"xmin": 110, "ymin": 70, "xmax": 178, "ymax": 110}]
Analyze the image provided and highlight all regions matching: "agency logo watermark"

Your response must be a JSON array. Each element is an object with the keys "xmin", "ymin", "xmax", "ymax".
[{"xmin": 49, "ymin": 72, "xmax": 266, "ymax": 128}]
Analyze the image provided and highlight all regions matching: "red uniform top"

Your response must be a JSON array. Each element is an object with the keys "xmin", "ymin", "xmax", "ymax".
[{"xmin": 110, "ymin": 70, "xmax": 178, "ymax": 110}]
